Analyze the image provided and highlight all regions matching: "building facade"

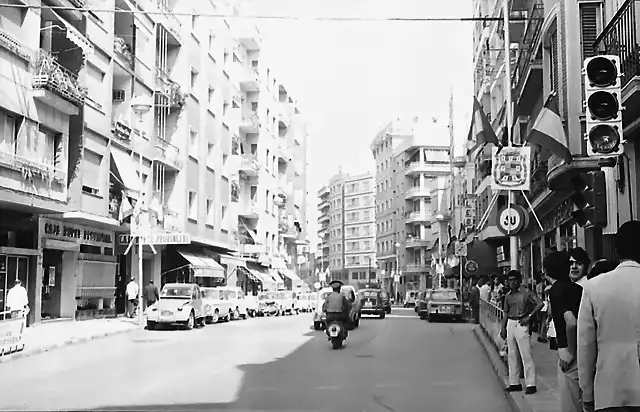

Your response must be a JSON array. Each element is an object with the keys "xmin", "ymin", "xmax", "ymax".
[
  {"xmin": 370, "ymin": 117, "xmax": 452, "ymax": 298},
  {"xmin": 0, "ymin": 0, "xmax": 307, "ymax": 325},
  {"xmin": 316, "ymin": 172, "xmax": 376, "ymax": 287}
]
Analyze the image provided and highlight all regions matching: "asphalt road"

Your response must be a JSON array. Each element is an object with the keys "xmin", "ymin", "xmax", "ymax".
[{"xmin": 0, "ymin": 308, "xmax": 511, "ymax": 412}]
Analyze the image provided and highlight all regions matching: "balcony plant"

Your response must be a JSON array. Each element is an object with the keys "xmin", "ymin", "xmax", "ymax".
[
  {"xmin": 231, "ymin": 180, "xmax": 239, "ymax": 202},
  {"xmin": 32, "ymin": 50, "xmax": 87, "ymax": 105},
  {"xmin": 166, "ymin": 81, "xmax": 187, "ymax": 108},
  {"xmin": 231, "ymin": 135, "xmax": 240, "ymax": 155},
  {"xmin": 113, "ymin": 36, "xmax": 133, "ymax": 66}
]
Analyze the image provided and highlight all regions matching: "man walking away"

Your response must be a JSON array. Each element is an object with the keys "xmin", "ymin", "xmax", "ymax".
[
  {"xmin": 144, "ymin": 280, "xmax": 159, "ymax": 311},
  {"xmin": 500, "ymin": 270, "xmax": 544, "ymax": 394},
  {"xmin": 7, "ymin": 279, "xmax": 29, "ymax": 319},
  {"xmin": 126, "ymin": 277, "xmax": 139, "ymax": 318},
  {"xmin": 544, "ymin": 251, "xmax": 583, "ymax": 412},
  {"xmin": 578, "ymin": 221, "xmax": 640, "ymax": 412},
  {"xmin": 469, "ymin": 278, "xmax": 482, "ymax": 324}
]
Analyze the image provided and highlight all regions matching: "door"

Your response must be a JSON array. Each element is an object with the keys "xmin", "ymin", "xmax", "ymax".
[
  {"xmin": 41, "ymin": 250, "xmax": 63, "ymax": 320},
  {"xmin": 1, "ymin": 255, "xmax": 30, "ymax": 318}
]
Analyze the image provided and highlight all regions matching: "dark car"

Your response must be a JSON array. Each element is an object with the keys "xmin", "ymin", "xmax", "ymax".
[
  {"xmin": 416, "ymin": 290, "xmax": 433, "ymax": 318},
  {"xmin": 358, "ymin": 288, "xmax": 386, "ymax": 319},
  {"xmin": 423, "ymin": 288, "xmax": 463, "ymax": 322},
  {"xmin": 341, "ymin": 285, "xmax": 361, "ymax": 329},
  {"xmin": 380, "ymin": 290, "xmax": 391, "ymax": 314}
]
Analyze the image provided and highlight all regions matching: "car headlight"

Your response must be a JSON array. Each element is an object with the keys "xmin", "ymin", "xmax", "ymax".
[{"xmin": 205, "ymin": 304, "xmax": 212, "ymax": 314}]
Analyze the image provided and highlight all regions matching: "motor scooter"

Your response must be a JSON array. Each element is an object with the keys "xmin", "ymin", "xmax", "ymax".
[{"xmin": 325, "ymin": 319, "xmax": 347, "ymax": 349}]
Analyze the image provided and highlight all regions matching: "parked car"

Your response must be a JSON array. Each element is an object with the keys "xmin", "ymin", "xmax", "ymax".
[
  {"xmin": 341, "ymin": 285, "xmax": 361, "ymax": 329},
  {"xmin": 296, "ymin": 293, "xmax": 314, "ymax": 312},
  {"xmin": 217, "ymin": 286, "xmax": 248, "ymax": 319},
  {"xmin": 245, "ymin": 294, "xmax": 259, "ymax": 317},
  {"xmin": 279, "ymin": 290, "xmax": 298, "ymax": 315},
  {"xmin": 258, "ymin": 291, "xmax": 281, "ymax": 316},
  {"xmin": 313, "ymin": 287, "xmax": 333, "ymax": 330},
  {"xmin": 423, "ymin": 288, "xmax": 463, "ymax": 322},
  {"xmin": 416, "ymin": 290, "xmax": 433, "ymax": 318},
  {"xmin": 201, "ymin": 287, "xmax": 233, "ymax": 323},
  {"xmin": 358, "ymin": 288, "xmax": 386, "ymax": 319},
  {"xmin": 146, "ymin": 283, "xmax": 206, "ymax": 330},
  {"xmin": 380, "ymin": 290, "xmax": 392, "ymax": 313}
]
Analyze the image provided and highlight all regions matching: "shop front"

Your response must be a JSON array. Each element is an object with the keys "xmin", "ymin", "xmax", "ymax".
[
  {"xmin": 160, "ymin": 246, "xmax": 225, "ymax": 287},
  {"xmin": 220, "ymin": 254, "xmax": 245, "ymax": 289},
  {"xmin": 39, "ymin": 217, "xmax": 117, "ymax": 322},
  {"xmin": 235, "ymin": 265, "xmax": 263, "ymax": 296}
]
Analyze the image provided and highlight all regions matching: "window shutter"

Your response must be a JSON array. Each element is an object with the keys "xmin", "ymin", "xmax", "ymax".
[
  {"xmin": 580, "ymin": 4, "xmax": 599, "ymax": 59},
  {"xmin": 550, "ymin": 30, "xmax": 560, "ymax": 110},
  {"xmin": 82, "ymin": 149, "xmax": 102, "ymax": 191}
]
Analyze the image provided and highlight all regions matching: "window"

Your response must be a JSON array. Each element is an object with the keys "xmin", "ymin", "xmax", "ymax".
[
  {"xmin": 221, "ymin": 205, "xmax": 227, "ymax": 223},
  {"xmin": 189, "ymin": 128, "xmax": 198, "ymax": 157},
  {"xmin": 208, "ymin": 87, "xmax": 215, "ymax": 104},
  {"xmin": 265, "ymin": 149, "xmax": 270, "ymax": 169},
  {"xmin": 0, "ymin": 111, "xmax": 17, "ymax": 154},
  {"xmin": 364, "ymin": 240, "xmax": 371, "ymax": 250},
  {"xmin": 364, "ymin": 210, "xmax": 370, "ymax": 220},
  {"xmin": 82, "ymin": 149, "xmax": 102, "ymax": 195},
  {"xmin": 190, "ymin": 69, "xmax": 198, "ymax": 91},
  {"xmin": 272, "ymin": 194, "xmax": 276, "ymax": 214},
  {"xmin": 207, "ymin": 142, "xmax": 214, "ymax": 166},
  {"xmin": 188, "ymin": 191, "xmax": 197, "ymax": 220},
  {"xmin": 265, "ymin": 190, "xmax": 270, "ymax": 211},
  {"xmin": 206, "ymin": 199, "xmax": 214, "ymax": 226},
  {"xmin": 251, "ymin": 102, "xmax": 258, "ymax": 112}
]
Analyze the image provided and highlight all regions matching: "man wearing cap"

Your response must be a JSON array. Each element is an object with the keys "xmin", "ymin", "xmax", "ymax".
[
  {"xmin": 322, "ymin": 280, "xmax": 352, "ymax": 336},
  {"xmin": 143, "ymin": 279, "xmax": 159, "ymax": 310},
  {"xmin": 6, "ymin": 278, "xmax": 29, "ymax": 319}
]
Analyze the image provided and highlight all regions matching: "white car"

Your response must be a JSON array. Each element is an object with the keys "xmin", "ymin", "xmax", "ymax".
[
  {"xmin": 245, "ymin": 294, "xmax": 259, "ymax": 317},
  {"xmin": 296, "ymin": 293, "xmax": 314, "ymax": 312},
  {"xmin": 201, "ymin": 287, "xmax": 233, "ymax": 323},
  {"xmin": 278, "ymin": 291, "xmax": 298, "ymax": 315},
  {"xmin": 217, "ymin": 286, "xmax": 248, "ymax": 320},
  {"xmin": 146, "ymin": 283, "xmax": 206, "ymax": 330},
  {"xmin": 313, "ymin": 287, "xmax": 334, "ymax": 330}
]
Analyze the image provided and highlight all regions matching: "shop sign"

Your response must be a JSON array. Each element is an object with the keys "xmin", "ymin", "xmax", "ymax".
[
  {"xmin": 539, "ymin": 198, "xmax": 575, "ymax": 234},
  {"xmin": 41, "ymin": 218, "xmax": 113, "ymax": 246},
  {"xmin": 465, "ymin": 260, "xmax": 479, "ymax": 274},
  {"xmin": 491, "ymin": 146, "xmax": 531, "ymax": 191},
  {"xmin": 117, "ymin": 232, "xmax": 191, "ymax": 246},
  {"xmin": 0, "ymin": 317, "xmax": 26, "ymax": 356}
]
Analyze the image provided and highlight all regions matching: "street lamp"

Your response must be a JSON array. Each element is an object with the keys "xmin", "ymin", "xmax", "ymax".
[
  {"xmin": 394, "ymin": 241, "xmax": 400, "ymax": 302},
  {"xmin": 131, "ymin": 95, "xmax": 152, "ymax": 329}
]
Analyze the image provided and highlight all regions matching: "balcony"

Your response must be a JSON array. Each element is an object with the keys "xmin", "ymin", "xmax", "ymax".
[
  {"xmin": 277, "ymin": 139, "xmax": 292, "ymax": 163},
  {"xmin": 240, "ymin": 113, "xmax": 260, "ymax": 133},
  {"xmin": 405, "ymin": 211, "xmax": 432, "ymax": 224},
  {"xmin": 405, "ymin": 235, "xmax": 432, "ymax": 249},
  {"xmin": 155, "ymin": 69, "xmax": 187, "ymax": 110},
  {"xmin": 318, "ymin": 199, "xmax": 330, "ymax": 210},
  {"xmin": 154, "ymin": 137, "xmax": 183, "ymax": 171},
  {"xmin": 0, "ymin": 150, "xmax": 67, "ymax": 185},
  {"xmin": 233, "ymin": 20, "xmax": 261, "ymax": 51},
  {"xmin": 0, "ymin": 28, "xmax": 32, "ymax": 62},
  {"xmin": 31, "ymin": 50, "xmax": 86, "ymax": 111},
  {"xmin": 239, "ymin": 201, "xmax": 260, "ymax": 219},
  {"xmin": 279, "ymin": 221, "xmax": 298, "ymax": 239},
  {"xmin": 155, "ymin": 0, "xmax": 182, "ymax": 44},
  {"xmin": 594, "ymin": 0, "xmax": 640, "ymax": 130},
  {"xmin": 405, "ymin": 263, "xmax": 430, "ymax": 273},
  {"xmin": 512, "ymin": 1, "xmax": 544, "ymax": 115},
  {"xmin": 239, "ymin": 154, "xmax": 260, "ymax": 177},
  {"xmin": 113, "ymin": 36, "xmax": 133, "ymax": 69},
  {"xmin": 405, "ymin": 161, "xmax": 450, "ymax": 176},
  {"xmin": 238, "ymin": 65, "xmax": 260, "ymax": 92},
  {"xmin": 278, "ymin": 179, "xmax": 293, "ymax": 199},
  {"xmin": 317, "ymin": 214, "xmax": 330, "ymax": 224},
  {"xmin": 404, "ymin": 186, "xmax": 431, "ymax": 200},
  {"xmin": 319, "ymin": 186, "xmax": 330, "ymax": 196}
]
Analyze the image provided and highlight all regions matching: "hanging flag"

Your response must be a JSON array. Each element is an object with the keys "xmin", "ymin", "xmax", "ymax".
[
  {"xmin": 118, "ymin": 192, "xmax": 134, "ymax": 223},
  {"xmin": 148, "ymin": 196, "xmax": 164, "ymax": 223},
  {"xmin": 525, "ymin": 94, "xmax": 572, "ymax": 165},
  {"xmin": 468, "ymin": 97, "xmax": 501, "ymax": 147}
]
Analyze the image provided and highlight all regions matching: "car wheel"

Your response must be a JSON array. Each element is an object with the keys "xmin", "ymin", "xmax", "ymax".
[
  {"xmin": 386, "ymin": 307, "xmax": 392, "ymax": 314},
  {"xmin": 313, "ymin": 321, "xmax": 322, "ymax": 330},
  {"xmin": 146, "ymin": 321, "xmax": 157, "ymax": 330},
  {"xmin": 199, "ymin": 316, "xmax": 206, "ymax": 327},
  {"xmin": 241, "ymin": 313, "xmax": 247, "ymax": 319},
  {"xmin": 211, "ymin": 311, "xmax": 219, "ymax": 324},
  {"xmin": 232, "ymin": 308, "xmax": 240, "ymax": 320},
  {"xmin": 379, "ymin": 311, "xmax": 386, "ymax": 319},
  {"xmin": 186, "ymin": 311, "xmax": 195, "ymax": 330},
  {"xmin": 248, "ymin": 310, "xmax": 255, "ymax": 318}
]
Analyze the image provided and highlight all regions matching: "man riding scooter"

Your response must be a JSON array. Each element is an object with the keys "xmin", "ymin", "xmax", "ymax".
[{"xmin": 323, "ymin": 280, "xmax": 352, "ymax": 340}]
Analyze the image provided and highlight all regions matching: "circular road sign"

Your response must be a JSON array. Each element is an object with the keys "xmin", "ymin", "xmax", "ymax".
[
  {"xmin": 496, "ymin": 204, "xmax": 528, "ymax": 236},
  {"xmin": 465, "ymin": 260, "xmax": 479, "ymax": 275},
  {"xmin": 447, "ymin": 256, "xmax": 460, "ymax": 268}
]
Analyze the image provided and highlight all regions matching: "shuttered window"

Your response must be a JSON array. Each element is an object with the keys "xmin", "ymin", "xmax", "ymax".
[
  {"xmin": 82, "ymin": 149, "xmax": 102, "ymax": 193},
  {"xmin": 580, "ymin": 3, "xmax": 600, "ymax": 59},
  {"xmin": 549, "ymin": 29, "xmax": 560, "ymax": 110}
]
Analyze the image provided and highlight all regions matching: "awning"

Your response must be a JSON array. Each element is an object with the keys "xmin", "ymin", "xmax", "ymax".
[
  {"xmin": 111, "ymin": 149, "xmax": 140, "ymax": 194},
  {"xmin": 178, "ymin": 249, "xmax": 224, "ymax": 278},
  {"xmin": 239, "ymin": 266, "xmax": 261, "ymax": 283},
  {"xmin": 45, "ymin": 8, "xmax": 94, "ymax": 55},
  {"xmin": 279, "ymin": 269, "xmax": 301, "ymax": 282},
  {"xmin": 269, "ymin": 270, "xmax": 284, "ymax": 283}
]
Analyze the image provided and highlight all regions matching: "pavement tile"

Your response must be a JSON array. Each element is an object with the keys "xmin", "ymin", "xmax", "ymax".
[
  {"xmin": 474, "ymin": 325, "xmax": 560, "ymax": 412},
  {"xmin": 0, "ymin": 316, "xmax": 138, "ymax": 364}
]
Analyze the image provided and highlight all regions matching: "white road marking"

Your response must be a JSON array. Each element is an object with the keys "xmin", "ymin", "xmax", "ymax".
[
  {"xmin": 316, "ymin": 385, "xmax": 340, "ymax": 390},
  {"xmin": 375, "ymin": 383, "xmax": 403, "ymax": 388},
  {"xmin": 383, "ymin": 315, "xmax": 418, "ymax": 319}
]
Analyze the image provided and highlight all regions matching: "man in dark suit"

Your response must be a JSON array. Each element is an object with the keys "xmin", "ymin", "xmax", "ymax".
[
  {"xmin": 143, "ymin": 280, "xmax": 159, "ymax": 310},
  {"xmin": 470, "ymin": 277, "xmax": 483, "ymax": 324}
]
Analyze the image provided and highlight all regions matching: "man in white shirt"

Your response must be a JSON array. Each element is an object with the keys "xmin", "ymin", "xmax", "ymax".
[
  {"xmin": 7, "ymin": 279, "xmax": 29, "ymax": 319},
  {"xmin": 479, "ymin": 276, "xmax": 492, "ymax": 302},
  {"xmin": 126, "ymin": 278, "xmax": 139, "ymax": 318}
]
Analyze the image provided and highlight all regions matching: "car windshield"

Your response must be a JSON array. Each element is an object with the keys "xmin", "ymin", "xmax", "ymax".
[
  {"xmin": 361, "ymin": 290, "xmax": 379, "ymax": 297},
  {"xmin": 160, "ymin": 286, "xmax": 192, "ymax": 298},
  {"xmin": 431, "ymin": 291, "xmax": 458, "ymax": 301},
  {"xmin": 201, "ymin": 289, "xmax": 218, "ymax": 299},
  {"xmin": 263, "ymin": 292, "xmax": 279, "ymax": 300},
  {"xmin": 226, "ymin": 290, "xmax": 237, "ymax": 299}
]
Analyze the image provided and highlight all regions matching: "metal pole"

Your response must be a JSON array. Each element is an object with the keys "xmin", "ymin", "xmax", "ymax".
[
  {"xmin": 502, "ymin": 0, "xmax": 518, "ymax": 271},
  {"xmin": 137, "ymin": 114, "xmax": 145, "ymax": 329}
]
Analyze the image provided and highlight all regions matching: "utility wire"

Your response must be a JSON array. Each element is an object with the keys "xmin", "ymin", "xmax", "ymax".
[{"xmin": 0, "ymin": 4, "xmax": 526, "ymax": 22}]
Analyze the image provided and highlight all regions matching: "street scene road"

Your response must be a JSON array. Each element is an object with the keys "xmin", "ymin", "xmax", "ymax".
[{"xmin": 0, "ymin": 309, "xmax": 510, "ymax": 412}]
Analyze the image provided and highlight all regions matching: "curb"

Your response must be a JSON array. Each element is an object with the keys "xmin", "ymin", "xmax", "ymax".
[
  {"xmin": 0, "ymin": 326, "xmax": 138, "ymax": 364},
  {"xmin": 473, "ymin": 326, "xmax": 535, "ymax": 412}
]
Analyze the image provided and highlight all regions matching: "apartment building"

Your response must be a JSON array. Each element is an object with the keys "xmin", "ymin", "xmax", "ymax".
[
  {"xmin": 371, "ymin": 117, "xmax": 452, "ymax": 298},
  {"xmin": 466, "ymin": 0, "xmax": 634, "ymax": 280},
  {"xmin": 0, "ymin": 0, "xmax": 307, "ymax": 324},
  {"xmin": 316, "ymin": 173, "xmax": 376, "ymax": 287}
]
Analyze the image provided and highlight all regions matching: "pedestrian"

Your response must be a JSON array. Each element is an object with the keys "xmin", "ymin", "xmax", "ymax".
[
  {"xmin": 6, "ymin": 279, "xmax": 29, "ymax": 319},
  {"xmin": 469, "ymin": 277, "xmax": 482, "ymax": 324},
  {"xmin": 479, "ymin": 275, "xmax": 491, "ymax": 302},
  {"xmin": 544, "ymin": 251, "xmax": 583, "ymax": 412},
  {"xmin": 568, "ymin": 247, "xmax": 591, "ymax": 286},
  {"xmin": 126, "ymin": 277, "xmax": 139, "ymax": 318},
  {"xmin": 143, "ymin": 279, "xmax": 159, "ymax": 310},
  {"xmin": 500, "ymin": 270, "xmax": 544, "ymax": 394},
  {"xmin": 578, "ymin": 220, "xmax": 640, "ymax": 412}
]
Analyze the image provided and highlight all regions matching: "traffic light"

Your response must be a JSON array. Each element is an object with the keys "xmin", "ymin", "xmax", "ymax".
[
  {"xmin": 584, "ymin": 55, "xmax": 623, "ymax": 156},
  {"xmin": 569, "ymin": 171, "xmax": 607, "ymax": 228}
]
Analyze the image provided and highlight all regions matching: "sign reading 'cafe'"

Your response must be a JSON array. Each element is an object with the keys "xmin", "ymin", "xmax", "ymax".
[{"xmin": 42, "ymin": 219, "xmax": 113, "ymax": 245}]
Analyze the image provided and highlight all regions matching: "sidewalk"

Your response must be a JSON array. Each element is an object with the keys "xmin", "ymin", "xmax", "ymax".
[
  {"xmin": 474, "ymin": 326, "xmax": 560, "ymax": 412},
  {"xmin": 0, "ymin": 316, "xmax": 139, "ymax": 364}
]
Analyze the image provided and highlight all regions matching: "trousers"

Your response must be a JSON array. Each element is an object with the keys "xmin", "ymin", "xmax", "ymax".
[
  {"xmin": 507, "ymin": 319, "xmax": 536, "ymax": 387},
  {"xmin": 558, "ymin": 360, "xmax": 581, "ymax": 412}
]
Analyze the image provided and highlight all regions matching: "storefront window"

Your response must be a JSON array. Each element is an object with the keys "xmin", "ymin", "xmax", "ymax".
[
  {"xmin": 1, "ymin": 254, "xmax": 30, "ymax": 319},
  {"xmin": 560, "ymin": 222, "xmax": 578, "ymax": 251}
]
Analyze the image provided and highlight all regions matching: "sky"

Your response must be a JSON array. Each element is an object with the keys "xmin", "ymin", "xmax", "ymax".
[{"xmin": 233, "ymin": 0, "xmax": 475, "ymax": 251}]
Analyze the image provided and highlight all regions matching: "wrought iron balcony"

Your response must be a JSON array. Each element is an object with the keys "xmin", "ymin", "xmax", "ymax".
[
  {"xmin": 0, "ymin": 28, "xmax": 31, "ymax": 62},
  {"xmin": 113, "ymin": 36, "xmax": 133, "ymax": 68},
  {"xmin": 154, "ymin": 137, "xmax": 183, "ymax": 170},
  {"xmin": 32, "ymin": 50, "xmax": 86, "ymax": 106},
  {"xmin": 0, "ymin": 150, "xmax": 67, "ymax": 184},
  {"xmin": 593, "ymin": 0, "xmax": 640, "ymax": 89},
  {"xmin": 511, "ymin": 1, "xmax": 544, "ymax": 93}
]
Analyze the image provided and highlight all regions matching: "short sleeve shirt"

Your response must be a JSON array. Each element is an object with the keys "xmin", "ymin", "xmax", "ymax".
[{"xmin": 548, "ymin": 280, "xmax": 583, "ymax": 349}]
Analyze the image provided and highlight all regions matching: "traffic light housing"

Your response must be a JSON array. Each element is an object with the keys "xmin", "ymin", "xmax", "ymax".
[
  {"xmin": 570, "ymin": 171, "xmax": 607, "ymax": 228},
  {"xmin": 583, "ymin": 55, "xmax": 623, "ymax": 156}
]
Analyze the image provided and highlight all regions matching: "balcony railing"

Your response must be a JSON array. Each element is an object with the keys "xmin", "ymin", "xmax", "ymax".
[
  {"xmin": 155, "ymin": 68, "xmax": 187, "ymax": 109},
  {"xmin": 0, "ymin": 28, "xmax": 32, "ymax": 61},
  {"xmin": 0, "ymin": 150, "xmax": 67, "ymax": 184},
  {"xmin": 108, "ymin": 192, "xmax": 121, "ymax": 220},
  {"xmin": 405, "ymin": 211, "xmax": 432, "ymax": 223},
  {"xmin": 155, "ymin": 137, "xmax": 182, "ymax": 169},
  {"xmin": 113, "ymin": 36, "xmax": 133, "ymax": 68},
  {"xmin": 69, "ymin": 0, "xmax": 86, "ymax": 7},
  {"xmin": 32, "ymin": 50, "xmax": 86, "ymax": 106},
  {"xmin": 240, "ymin": 113, "xmax": 260, "ymax": 130},
  {"xmin": 512, "ymin": 1, "xmax": 544, "ymax": 93},
  {"xmin": 593, "ymin": 0, "xmax": 640, "ymax": 89}
]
